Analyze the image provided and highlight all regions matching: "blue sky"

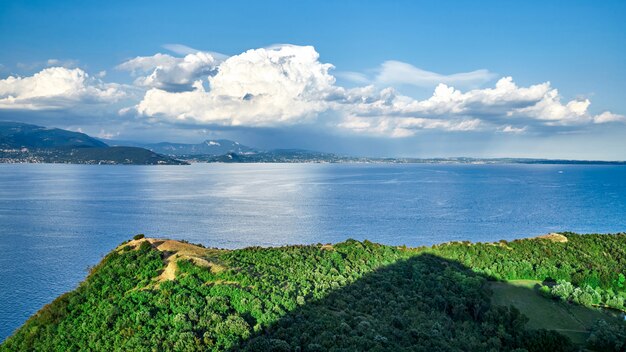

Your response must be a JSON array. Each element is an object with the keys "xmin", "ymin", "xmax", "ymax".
[{"xmin": 1, "ymin": 0, "xmax": 625, "ymax": 159}]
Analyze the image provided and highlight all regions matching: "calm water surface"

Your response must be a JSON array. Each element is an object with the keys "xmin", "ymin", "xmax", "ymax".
[{"xmin": 1, "ymin": 163, "xmax": 626, "ymax": 339}]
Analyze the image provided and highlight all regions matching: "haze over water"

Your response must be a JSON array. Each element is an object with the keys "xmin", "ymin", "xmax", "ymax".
[{"xmin": 1, "ymin": 163, "xmax": 626, "ymax": 340}]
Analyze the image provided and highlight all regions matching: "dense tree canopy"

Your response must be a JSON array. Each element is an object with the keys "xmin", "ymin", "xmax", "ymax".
[{"xmin": 2, "ymin": 233, "xmax": 625, "ymax": 351}]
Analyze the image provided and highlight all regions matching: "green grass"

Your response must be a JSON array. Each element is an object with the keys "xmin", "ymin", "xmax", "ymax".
[{"xmin": 490, "ymin": 279, "xmax": 614, "ymax": 344}]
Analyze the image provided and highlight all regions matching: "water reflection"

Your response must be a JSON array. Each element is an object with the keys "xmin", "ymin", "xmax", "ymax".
[{"xmin": 134, "ymin": 164, "xmax": 327, "ymax": 247}]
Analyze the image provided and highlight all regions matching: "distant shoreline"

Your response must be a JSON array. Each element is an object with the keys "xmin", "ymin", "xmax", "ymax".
[
  {"xmin": 3, "ymin": 122, "xmax": 625, "ymax": 166},
  {"xmin": 2, "ymin": 157, "xmax": 626, "ymax": 165}
]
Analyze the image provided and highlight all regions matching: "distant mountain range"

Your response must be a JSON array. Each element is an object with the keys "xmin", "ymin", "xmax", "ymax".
[
  {"xmin": 2, "ymin": 121, "xmax": 625, "ymax": 165},
  {"xmin": 0, "ymin": 122, "xmax": 187, "ymax": 165},
  {"xmin": 104, "ymin": 138, "xmax": 256, "ymax": 156}
]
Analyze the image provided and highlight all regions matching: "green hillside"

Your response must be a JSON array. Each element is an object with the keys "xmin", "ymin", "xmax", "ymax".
[
  {"xmin": 2, "ymin": 233, "xmax": 625, "ymax": 351},
  {"xmin": 0, "ymin": 121, "xmax": 107, "ymax": 149}
]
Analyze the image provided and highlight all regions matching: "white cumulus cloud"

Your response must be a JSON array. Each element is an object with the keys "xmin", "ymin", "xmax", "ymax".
[
  {"xmin": 134, "ymin": 45, "xmax": 337, "ymax": 126},
  {"xmin": 117, "ymin": 52, "xmax": 222, "ymax": 91},
  {"xmin": 0, "ymin": 67, "xmax": 125, "ymax": 110},
  {"xmin": 499, "ymin": 125, "xmax": 527, "ymax": 134},
  {"xmin": 338, "ymin": 115, "xmax": 482, "ymax": 137},
  {"xmin": 592, "ymin": 111, "xmax": 625, "ymax": 124}
]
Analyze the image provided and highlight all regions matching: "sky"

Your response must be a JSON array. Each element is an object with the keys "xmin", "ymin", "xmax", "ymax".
[{"xmin": 0, "ymin": 0, "xmax": 625, "ymax": 159}]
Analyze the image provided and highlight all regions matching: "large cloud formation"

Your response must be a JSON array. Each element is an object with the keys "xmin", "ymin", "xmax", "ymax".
[
  {"xmin": 125, "ymin": 44, "xmax": 623, "ymax": 136},
  {"xmin": 1, "ymin": 44, "xmax": 623, "ymax": 137},
  {"xmin": 132, "ymin": 45, "xmax": 336, "ymax": 126},
  {"xmin": 0, "ymin": 67, "xmax": 125, "ymax": 110}
]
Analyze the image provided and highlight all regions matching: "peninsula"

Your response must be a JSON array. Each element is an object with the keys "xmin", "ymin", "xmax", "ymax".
[{"xmin": 2, "ymin": 233, "xmax": 625, "ymax": 351}]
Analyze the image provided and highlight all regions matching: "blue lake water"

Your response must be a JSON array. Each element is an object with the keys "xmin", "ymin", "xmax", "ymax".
[{"xmin": 1, "ymin": 163, "xmax": 626, "ymax": 340}]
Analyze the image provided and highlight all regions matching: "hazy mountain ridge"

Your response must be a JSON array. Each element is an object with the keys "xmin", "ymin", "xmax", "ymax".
[{"xmin": 111, "ymin": 139, "xmax": 257, "ymax": 156}]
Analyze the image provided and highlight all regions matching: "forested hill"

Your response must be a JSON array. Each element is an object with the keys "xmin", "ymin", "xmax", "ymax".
[{"xmin": 2, "ymin": 233, "xmax": 626, "ymax": 351}]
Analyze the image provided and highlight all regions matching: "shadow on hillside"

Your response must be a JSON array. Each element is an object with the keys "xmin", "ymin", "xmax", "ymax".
[
  {"xmin": 489, "ymin": 279, "xmax": 623, "ymax": 346},
  {"xmin": 225, "ymin": 253, "xmax": 620, "ymax": 352}
]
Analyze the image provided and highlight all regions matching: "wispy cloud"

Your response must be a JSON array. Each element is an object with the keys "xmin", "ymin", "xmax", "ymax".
[
  {"xmin": 45, "ymin": 59, "xmax": 79, "ymax": 68},
  {"xmin": 16, "ymin": 58, "xmax": 79, "ymax": 71},
  {"xmin": 335, "ymin": 71, "xmax": 371, "ymax": 84},
  {"xmin": 163, "ymin": 43, "xmax": 229, "ymax": 60},
  {"xmin": 375, "ymin": 60, "xmax": 496, "ymax": 88},
  {"xmin": 338, "ymin": 60, "xmax": 496, "ymax": 89},
  {"xmin": 162, "ymin": 43, "xmax": 200, "ymax": 55}
]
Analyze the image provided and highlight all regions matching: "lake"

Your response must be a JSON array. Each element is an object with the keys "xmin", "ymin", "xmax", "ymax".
[{"xmin": 1, "ymin": 163, "xmax": 626, "ymax": 340}]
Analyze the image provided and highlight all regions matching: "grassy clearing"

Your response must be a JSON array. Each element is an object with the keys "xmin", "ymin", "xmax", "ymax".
[
  {"xmin": 490, "ymin": 279, "xmax": 612, "ymax": 344},
  {"xmin": 120, "ymin": 238, "xmax": 227, "ymax": 284}
]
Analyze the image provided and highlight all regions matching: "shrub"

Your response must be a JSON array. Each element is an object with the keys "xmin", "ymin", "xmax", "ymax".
[
  {"xmin": 539, "ymin": 285, "xmax": 552, "ymax": 298},
  {"xmin": 587, "ymin": 319, "xmax": 626, "ymax": 352},
  {"xmin": 551, "ymin": 280, "xmax": 574, "ymax": 300}
]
